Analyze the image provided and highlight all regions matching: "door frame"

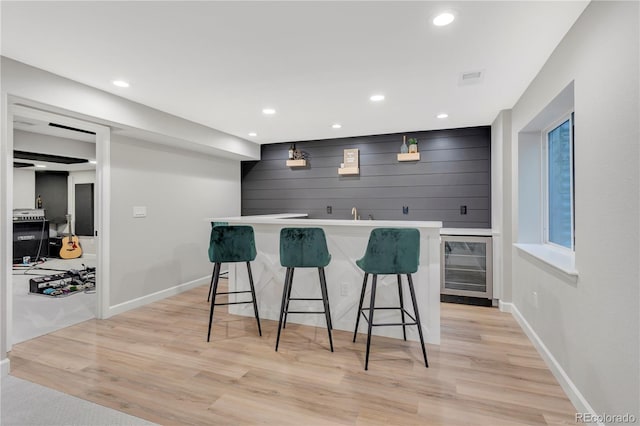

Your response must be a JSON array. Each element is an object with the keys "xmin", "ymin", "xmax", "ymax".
[{"xmin": 2, "ymin": 104, "xmax": 111, "ymax": 351}]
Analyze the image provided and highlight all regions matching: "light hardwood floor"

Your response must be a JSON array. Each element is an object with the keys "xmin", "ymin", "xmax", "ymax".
[{"xmin": 9, "ymin": 280, "xmax": 577, "ymax": 425}]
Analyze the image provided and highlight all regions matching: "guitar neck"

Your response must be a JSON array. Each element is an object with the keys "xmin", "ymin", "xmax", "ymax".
[{"xmin": 65, "ymin": 213, "xmax": 73, "ymax": 237}]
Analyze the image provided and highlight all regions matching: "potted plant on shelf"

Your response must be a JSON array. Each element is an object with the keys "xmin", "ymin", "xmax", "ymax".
[{"xmin": 408, "ymin": 138, "xmax": 418, "ymax": 153}]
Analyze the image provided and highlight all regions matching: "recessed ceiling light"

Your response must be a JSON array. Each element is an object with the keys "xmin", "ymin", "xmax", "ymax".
[
  {"xmin": 35, "ymin": 164, "xmax": 46, "ymax": 168},
  {"xmin": 262, "ymin": 108, "xmax": 276, "ymax": 115},
  {"xmin": 89, "ymin": 160, "xmax": 97, "ymax": 164},
  {"xmin": 112, "ymin": 80, "xmax": 130, "ymax": 88},
  {"xmin": 248, "ymin": 132, "xmax": 257, "ymax": 137},
  {"xmin": 370, "ymin": 94, "xmax": 385, "ymax": 102},
  {"xmin": 332, "ymin": 123, "xmax": 342, "ymax": 129},
  {"xmin": 437, "ymin": 113, "xmax": 449, "ymax": 119},
  {"xmin": 433, "ymin": 12, "xmax": 455, "ymax": 26}
]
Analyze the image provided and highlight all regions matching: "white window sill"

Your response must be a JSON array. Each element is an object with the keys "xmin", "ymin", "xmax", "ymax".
[{"xmin": 514, "ymin": 243, "xmax": 578, "ymax": 278}]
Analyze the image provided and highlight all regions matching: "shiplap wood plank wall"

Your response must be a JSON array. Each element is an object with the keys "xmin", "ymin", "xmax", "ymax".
[{"xmin": 241, "ymin": 126, "xmax": 491, "ymax": 228}]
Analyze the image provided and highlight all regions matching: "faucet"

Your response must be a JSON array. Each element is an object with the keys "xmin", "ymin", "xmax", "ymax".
[{"xmin": 351, "ymin": 207, "xmax": 358, "ymax": 221}]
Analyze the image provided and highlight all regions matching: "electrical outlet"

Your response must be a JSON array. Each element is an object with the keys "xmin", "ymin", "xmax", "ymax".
[
  {"xmin": 460, "ymin": 205, "xmax": 467, "ymax": 215},
  {"xmin": 326, "ymin": 205, "xmax": 332, "ymax": 214},
  {"xmin": 340, "ymin": 282, "xmax": 349, "ymax": 296},
  {"xmin": 532, "ymin": 291, "xmax": 539, "ymax": 309}
]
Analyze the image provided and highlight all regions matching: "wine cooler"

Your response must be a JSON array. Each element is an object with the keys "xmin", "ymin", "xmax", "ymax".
[{"xmin": 441, "ymin": 235, "xmax": 493, "ymax": 299}]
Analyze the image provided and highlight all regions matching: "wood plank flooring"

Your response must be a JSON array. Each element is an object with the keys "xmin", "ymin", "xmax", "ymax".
[{"xmin": 9, "ymin": 280, "xmax": 577, "ymax": 425}]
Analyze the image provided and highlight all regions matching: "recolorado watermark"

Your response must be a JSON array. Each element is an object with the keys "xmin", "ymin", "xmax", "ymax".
[{"xmin": 576, "ymin": 413, "xmax": 637, "ymax": 424}]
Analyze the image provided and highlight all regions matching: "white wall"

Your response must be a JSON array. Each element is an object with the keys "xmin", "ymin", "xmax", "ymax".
[
  {"xmin": 14, "ymin": 129, "xmax": 95, "ymax": 160},
  {"xmin": 69, "ymin": 170, "xmax": 96, "ymax": 184},
  {"xmin": 490, "ymin": 110, "xmax": 510, "ymax": 301},
  {"xmin": 109, "ymin": 135, "xmax": 240, "ymax": 307},
  {"xmin": 12, "ymin": 169, "xmax": 34, "ymax": 209},
  {"xmin": 506, "ymin": 1, "xmax": 639, "ymax": 418}
]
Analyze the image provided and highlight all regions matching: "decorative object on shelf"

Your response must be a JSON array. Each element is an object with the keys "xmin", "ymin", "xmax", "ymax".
[
  {"xmin": 338, "ymin": 148, "xmax": 359, "ymax": 175},
  {"xmin": 398, "ymin": 136, "xmax": 420, "ymax": 161},
  {"xmin": 408, "ymin": 138, "xmax": 418, "ymax": 153},
  {"xmin": 286, "ymin": 145, "xmax": 307, "ymax": 167},
  {"xmin": 400, "ymin": 136, "xmax": 409, "ymax": 154}
]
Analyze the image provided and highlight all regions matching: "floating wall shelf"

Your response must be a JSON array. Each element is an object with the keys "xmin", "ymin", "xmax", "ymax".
[
  {"xmin": 286, "ymin": 159, "xmax": 307, "ymax": 167},
  {"xmin": 338, "ymin": 167, "xmax": 359, "ymax": 175},
  {"xmin": 397, "ymin": 153, "xmax": 420, "ymax": 162}
]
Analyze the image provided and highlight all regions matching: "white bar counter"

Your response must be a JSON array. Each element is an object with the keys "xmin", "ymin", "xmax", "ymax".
[{"xmin": 206, "ymin": 214, "xmax": 442, "ymax": 344}]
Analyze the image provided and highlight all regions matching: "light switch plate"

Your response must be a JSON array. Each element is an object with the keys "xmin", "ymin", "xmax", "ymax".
[{"xmin": 133, "ymin": 206, "xmax": 147, "ymax": 218}]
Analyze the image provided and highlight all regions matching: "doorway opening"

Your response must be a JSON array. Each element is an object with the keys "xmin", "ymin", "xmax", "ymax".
[{"xmin": 5, "ymin": 104, "xmax": 110, "ymax": 350}]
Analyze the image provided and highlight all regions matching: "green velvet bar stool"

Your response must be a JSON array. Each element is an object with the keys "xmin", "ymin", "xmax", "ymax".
[
  {"xmin": 276, "ymin": 227, "xmax": 333, "ymax": 352},
  {"xmin": 207, "ymin": 225, "xmax": 262, "ymax": 342},
  {"xmin": 353, "ymin": 228, "xmax": 428, "ymax": 370}
]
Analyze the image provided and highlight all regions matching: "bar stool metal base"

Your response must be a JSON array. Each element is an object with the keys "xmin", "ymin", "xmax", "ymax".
[
  {"xmin": 353, "ymin": 273, "xmax": 428, "ymax": 370},
  {"xmin": 207, "ymin": 261, "xmax": 262, "ymax": 342},
  {"xmin": 275, "ymin": 267, "xmax": 334, "ymax": 352}
]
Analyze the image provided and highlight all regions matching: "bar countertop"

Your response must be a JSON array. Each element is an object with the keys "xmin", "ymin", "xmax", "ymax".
[{"xmin": 207, "ymin": 213, "xmax": 443, "ymax": 229}]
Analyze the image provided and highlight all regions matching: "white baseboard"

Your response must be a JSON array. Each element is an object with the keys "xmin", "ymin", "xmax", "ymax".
[
  {"xmin": 1, "ymin": 358, "xmax": 9, "ymax": 377},
  {"xmin": 106, "ymin": 275, "xmax": 209, "ymax": 318},
  {"xmin": 502, "ymin": 301, "xmax": 601, "ymax": 425},
  {"xmin": 498, "ymin": 299, "xmax": 512, "ymax": 313}
]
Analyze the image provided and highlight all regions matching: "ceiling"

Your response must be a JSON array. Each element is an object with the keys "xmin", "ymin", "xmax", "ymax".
[
  {"xmin": 13, "ymin": 115, "xmax": 96, "ymax": 172},
  {"xmin": 1, "ymin": 1, "xmax": 588, "ymax": 145},
  {"xmin": 13, "ymin": 117, "xmax": 96, "ymax": 143}
]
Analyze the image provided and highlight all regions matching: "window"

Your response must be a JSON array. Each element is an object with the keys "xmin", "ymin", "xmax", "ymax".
[
  {"xmin": 516, "ymin": 82, "xmax": 577, "ymax": 276},
  {"xmin": 544, "ymin": 113, "xmax": 574, "ymax": 250}
]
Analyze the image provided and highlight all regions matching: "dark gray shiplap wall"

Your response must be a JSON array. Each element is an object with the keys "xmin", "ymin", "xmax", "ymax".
[{"xmin": 241, "ymin": 126, "xmax": 491, "ymax": 228}]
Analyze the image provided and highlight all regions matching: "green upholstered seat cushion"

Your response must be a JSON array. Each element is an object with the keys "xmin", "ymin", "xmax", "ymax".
[
  {"xmin": 356, "ymin": 228, "xmax": 420, "ymax": 274},
  {"xmin": 208, "ymin": 225, "xmax": 257, "ymax": 263},
  {"xmin": 280, "ymin": 227, "xmax": 331, "ymax": 268}
]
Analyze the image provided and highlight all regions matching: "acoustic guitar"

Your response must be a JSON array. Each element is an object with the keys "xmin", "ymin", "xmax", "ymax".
[{"xmin": 60, "ymin": 214, "xmax": 82, "ymax": 259}]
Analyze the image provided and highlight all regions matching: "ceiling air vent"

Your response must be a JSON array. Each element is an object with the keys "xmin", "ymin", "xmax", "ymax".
[{"xmin": 459, "ymin": 70, "xmax": 484, "ymax": 86}]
